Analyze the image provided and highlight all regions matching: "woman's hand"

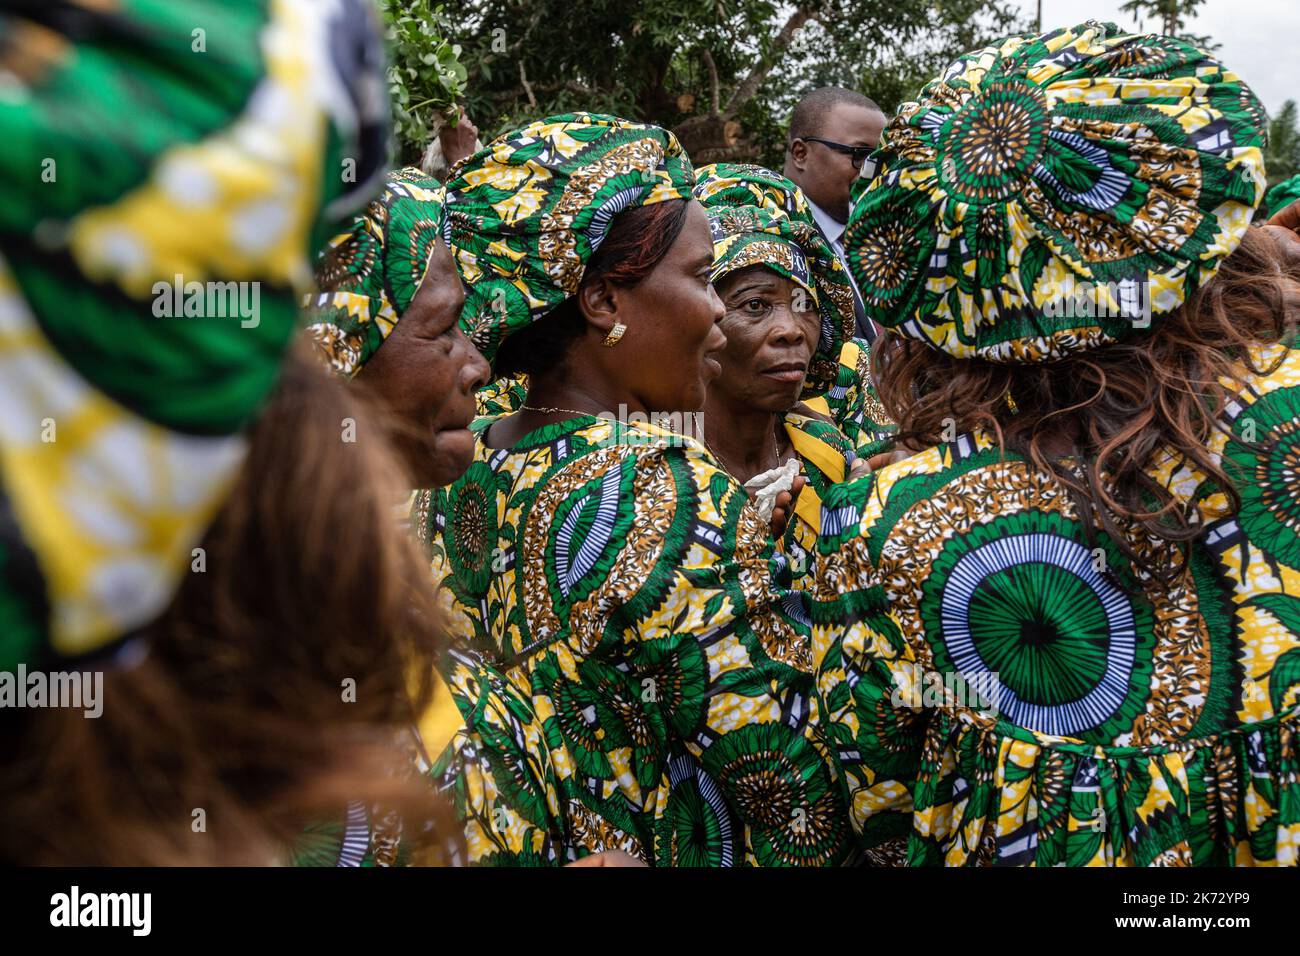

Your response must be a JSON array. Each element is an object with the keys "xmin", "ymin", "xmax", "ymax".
[
  {"xmin": 438, "ymin": 107, "xmax": 480, "ymax": 168},
  {"xmin": 769, "ymin": 475, "xmax": 807, "ymax": 539},
  {"xmin": 865, "ymin": 447, "xmax": 913, "ymax": 472},
  {"xmin": 1269, "ymin": 197, "xmax": 1300, "ymax": 233},
  {"xmin": 848, "ymin": 456, "xmax": 873, "ymax": 480},
  {"xmin": 1264, "ymin": 199, "xmax": 1300, "ymax": 275},
  {"xmin": 565, "ymin": 850, "xmax": 647, "ymax": 867}
]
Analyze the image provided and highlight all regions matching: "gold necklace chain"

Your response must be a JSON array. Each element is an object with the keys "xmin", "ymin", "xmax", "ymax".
[{"xmin": 519, "ymin": 403, "xmax": 599, "ymax": 417}]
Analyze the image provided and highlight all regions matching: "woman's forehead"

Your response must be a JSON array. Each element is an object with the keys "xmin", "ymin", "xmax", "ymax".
[{"xmin": 717, "ymin": 265, "xmax": 790, "ymax": 293}]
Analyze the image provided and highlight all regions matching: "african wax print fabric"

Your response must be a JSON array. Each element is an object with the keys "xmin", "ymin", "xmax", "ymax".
[
  {"xmin": 808, "ymin": 342, "xmax": 1300, "ymax": 865},
  {"xmin": 1265, "ymin": 175, "xmax": 1300, "ymax": 219},
  {"xmin": 445, "ymin": 113, "xmax": 695, "ymax": 369},
  {"xmin": 289, "ymin": 646, "xmax": 549, "ymax": 868},
  {"xmin": 778, "ymin": 412, "xmax": 856, "ymax": 594},
  {"xmin": 0, "ymin": 0, "xmax": 387, "ymax": 668},
  {"xmin": 846, "ymin": 20, "xmax": 1267, "ymax": 364},
  {"xmin": 306, "ymin": 168, "xmax": 450, "ymax": 378},
  {"xmin": 476, "ymin": 375, "xmax": 529, "ymax": 418},
  {"xmin": 693, "ymin": 163, "xmax": 855, "ymax": 396},
  {"xmin": 414, "ymin": 415, "xmax": 852, "ymax": 865},
  {"xmin": 802, "ymin": 337, "xmax": 897, "ymax": 459}
]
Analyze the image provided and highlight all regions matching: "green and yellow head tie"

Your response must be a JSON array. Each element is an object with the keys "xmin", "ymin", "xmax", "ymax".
[
  {"xmin": 845, "ymin": 20, "xmax": 1267, "ymax": 363},
  {"xmin": 693, "ymin": 163, "xmax": 856, "ymax": 396},
  {"xmin": 0, "ymin": 0, "xmax": 388, "ymax": 668},
  {"xmin": 445, "ymin": 112, "xmax": 696, "ymax": 370},
  {"xmin": 306, "ymin": 168, "xmax": 450, "ymax": 378}
]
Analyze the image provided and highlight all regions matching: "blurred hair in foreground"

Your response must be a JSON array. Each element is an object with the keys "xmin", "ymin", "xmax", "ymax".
[{"xmin": 0, "ymin": 345, "xmax": 453, "ymax": 865}]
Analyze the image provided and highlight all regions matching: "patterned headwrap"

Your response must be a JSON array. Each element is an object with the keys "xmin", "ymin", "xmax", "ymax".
[
  {"xmin": 1264, "ymin": 175, "xmax": 1300, "ymax": 219},
  {"xmin": 445, "ymin": 112, "xmax": 696, "ymax": 368},
  {"xmin": 845, "ymin": 20, "xmax": 1267, "ymax": 363},
  {"xmin": 692, "ymin": 164, "xmax": 856, "ymax": 396},
  {"xmin": 0, "ymin": 0, "xmax": 388, "ymax": 669},
  {"xmin": 306, "ymin": 168, "xmax": 450, "ymax": 378}
]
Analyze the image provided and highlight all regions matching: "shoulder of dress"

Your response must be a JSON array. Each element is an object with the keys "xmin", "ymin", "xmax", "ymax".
[{"xmin": 831, "ymin": 430, "xmax": 1030, "ymax": 537}]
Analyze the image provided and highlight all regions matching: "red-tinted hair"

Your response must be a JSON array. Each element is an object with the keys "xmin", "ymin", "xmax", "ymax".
[{"xmin": 495, "ymin": 199, "xmax": 690, "ymax": 377}]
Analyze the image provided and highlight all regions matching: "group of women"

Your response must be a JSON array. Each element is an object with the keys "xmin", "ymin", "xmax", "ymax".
[{"xmin": 4, "ymin": 6, "xmax": 1300, "ymax": 867}]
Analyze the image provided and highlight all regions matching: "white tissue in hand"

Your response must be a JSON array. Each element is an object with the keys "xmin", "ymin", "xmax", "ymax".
[{"xmin": 743, "ymin": 458, "xmax": 802, "ymax": 524}]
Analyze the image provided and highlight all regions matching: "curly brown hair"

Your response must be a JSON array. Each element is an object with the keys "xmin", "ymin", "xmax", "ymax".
[{"xmin": 872, "ymin": 226, "xmax": 1300, "ymax": 581}]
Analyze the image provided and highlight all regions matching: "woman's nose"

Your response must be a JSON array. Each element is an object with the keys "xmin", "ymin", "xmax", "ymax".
[
  {"xmin": 458, "ymin": 336, "xmax": 491, "ymax": 392},
  {"xmin": 768, "ymin": 304, "xmax": 806, "ymax": 343},
  {"xmin": 707, "ymin": 282, "xmax": 725, "ymax": 321}
]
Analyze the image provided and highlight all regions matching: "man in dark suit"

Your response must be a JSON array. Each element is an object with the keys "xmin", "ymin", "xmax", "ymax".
[{"xmin": 783, "ymin": 88, "xmax": 886, "ymax": 343}]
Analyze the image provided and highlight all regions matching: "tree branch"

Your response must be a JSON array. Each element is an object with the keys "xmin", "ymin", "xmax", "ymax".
[
  {"xmin": 722, "ymin": 6, "xmax": 816, "ymax": 118},
  {"xmin": 487, "ymin": 79, "xmax": 597, "ymax": 103},
  {"xmin": 702, "ymin": 47, "xmax": 720, "ymax": 115},
  {"xmin": 518, "ymin": 59, "xmax": 537, "ymax": 109},
  {"xmin": 473, "ymin": 5, "xmax": 544, "ymax": 71}
]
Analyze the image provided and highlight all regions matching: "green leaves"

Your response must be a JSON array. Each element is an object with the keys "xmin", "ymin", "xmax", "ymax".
[
  {"xmin": 412, "ymin": 0, "xmax": 1024, "ymax": 168},
  {"xmin": 381, "ymin": 1, "xmax": 467, "ymax": 164}
]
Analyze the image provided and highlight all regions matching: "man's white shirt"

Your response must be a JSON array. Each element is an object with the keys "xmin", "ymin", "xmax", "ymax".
[{"xmin": 807, "ymin": 197, "xmax": 847, "ymax": 258}]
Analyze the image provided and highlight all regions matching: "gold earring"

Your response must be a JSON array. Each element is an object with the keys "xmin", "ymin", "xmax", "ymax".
[{"xmin": 602, "ymin": 321, "xmax": 627, "ymax": 347}]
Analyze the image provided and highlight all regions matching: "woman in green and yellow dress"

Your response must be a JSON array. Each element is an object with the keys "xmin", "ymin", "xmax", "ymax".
[
  {"xmin": 300, "ymin": 167, "xmax": 586, "ymax": 866},
  {"xmin": 691, "ymin": 163, "xmax": 888, "ymax": 591},
  {"xmin": 419, "ymin": 113, "xmax": 852, "ymax": 866},
  {"xmin": 811, "ymin": 21, "xmax": 1300, "ymax": 865}
]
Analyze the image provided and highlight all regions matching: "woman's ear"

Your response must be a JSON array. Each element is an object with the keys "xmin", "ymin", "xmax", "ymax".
[{"xmin": 576, "ymin": 275, "xmax": 621, "ymax": 338}]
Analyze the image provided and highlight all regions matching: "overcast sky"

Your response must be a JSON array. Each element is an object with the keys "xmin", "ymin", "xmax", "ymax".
[{"xmin": 1011, "ymin": 0, "xmax": 1298, "ymax": 115}]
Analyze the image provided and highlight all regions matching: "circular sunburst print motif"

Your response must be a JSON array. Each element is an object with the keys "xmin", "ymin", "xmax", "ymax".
[
  {"xmin": 938, "ymin": 77, "xmax": 1049, "ymax": 205},
  {"xmin": 921, "ymin": 510, "xmax": 1155, "ymax": 740},
  {"xmin": 1225, "ymin": 384, "xmax": 1300, "ymax": 569},
  {"xmin": 446, "ymin": 460, "xmax": 499, "ymax": 596}
]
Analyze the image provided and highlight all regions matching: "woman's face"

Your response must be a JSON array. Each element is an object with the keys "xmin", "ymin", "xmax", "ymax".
[
  {"xmin": 711, "ymin": 266, "xmax": 822, "ymax": 412},
  {"xmin": 356, "ymin": 239, "xmax": 490, "ymax": 487},
  {"xmin": 608, "ymin": 200, "xmax": 727, "ymax": 413}
]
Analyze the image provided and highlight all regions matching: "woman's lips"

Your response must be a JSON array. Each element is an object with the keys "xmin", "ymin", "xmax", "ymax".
[
  {"xmin": 439, "ymin": 402, "xmax": 477, "ymax": 433},
  {"xmin": 704, "ymin": 355, "xmax": 723, "ymax": 380},
  {"xmin": 761, "ymin": 362, "xmax": 807, "ymax": 384}
]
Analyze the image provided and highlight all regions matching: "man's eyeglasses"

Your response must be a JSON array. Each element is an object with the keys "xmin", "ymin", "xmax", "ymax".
[{"xmin": 799, "ymin": 136, "xmax": 875, "ymax": 169}]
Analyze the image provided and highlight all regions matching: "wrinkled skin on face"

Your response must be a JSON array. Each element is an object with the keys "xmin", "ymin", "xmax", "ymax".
[
  {"xmin": 710, "ymin": 265, "xmax": 822, "ymax": 414},
  {"xmin": 355, "ymin": 239, "xmax": 491, "ymax": 487}
]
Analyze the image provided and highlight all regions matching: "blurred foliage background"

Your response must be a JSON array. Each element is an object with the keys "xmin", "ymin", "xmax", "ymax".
[
  {"xmin": 384, "ymin": 0, "xmax": 1026, "ymax": 165},
  {"xmin": 386, "ymin": 0, "xmax": 1299, "ymax": 185}
]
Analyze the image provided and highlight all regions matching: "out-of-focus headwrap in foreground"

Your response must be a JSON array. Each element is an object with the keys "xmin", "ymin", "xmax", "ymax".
[{"xmin": 0, "ymin": 0, "xmax": 388, "ymax": 668}]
